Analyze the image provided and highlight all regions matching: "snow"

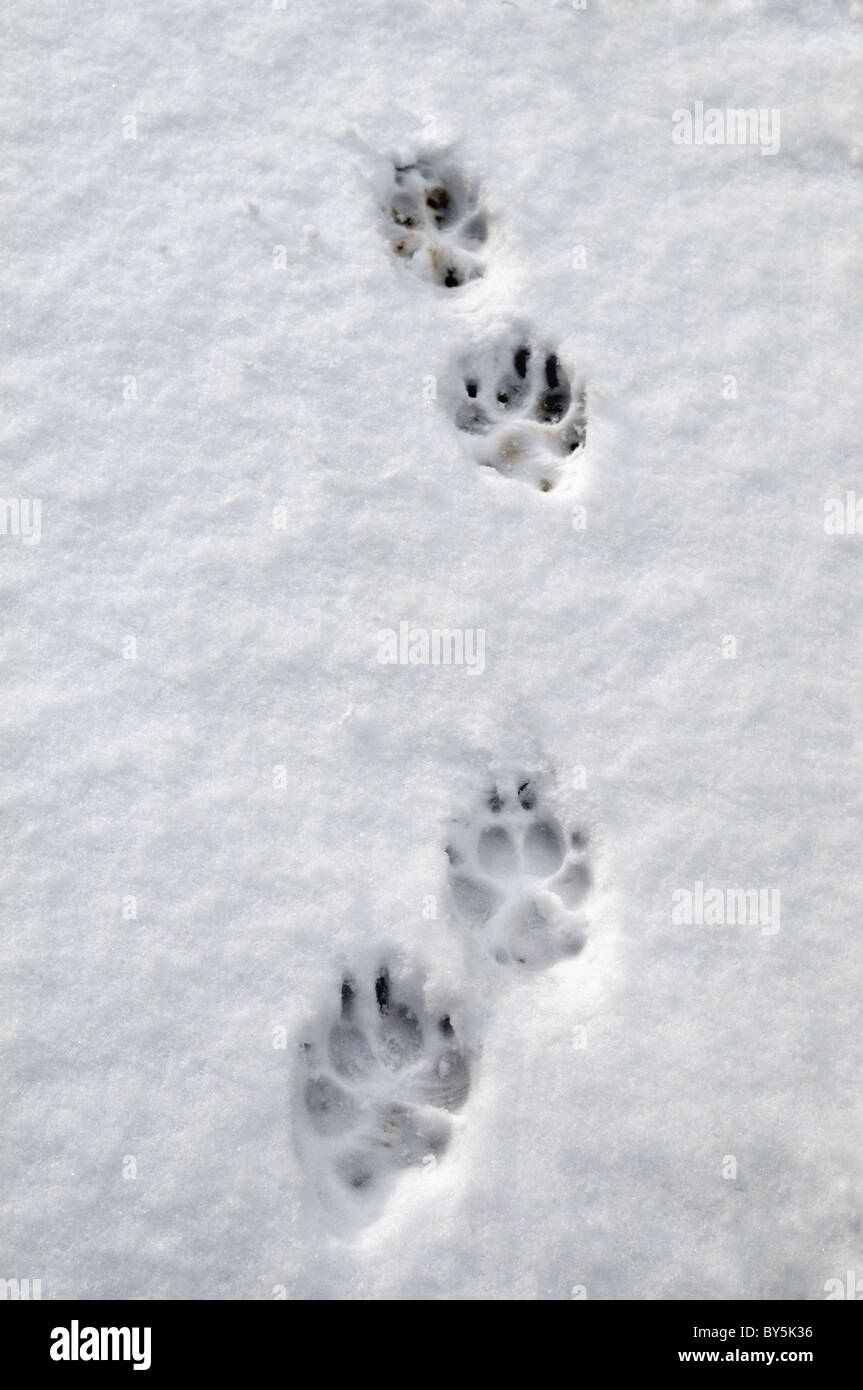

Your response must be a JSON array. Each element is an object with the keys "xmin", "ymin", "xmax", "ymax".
[{"xmin": 3, "ymin": 0, "xmax": 862, "ymax": 1300}]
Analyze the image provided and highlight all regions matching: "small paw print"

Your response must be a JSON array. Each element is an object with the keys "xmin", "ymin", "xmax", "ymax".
[
  {"xmin": 446, "ymin": 776, "xmax": 592, "ymax": 967},
  {"xmin": 382, "ymin": 157, "xmax": 487, "ymax": 288},
  {"xmin": 450, "ymin": 334, "xmax": 587, "ymax": 491}
]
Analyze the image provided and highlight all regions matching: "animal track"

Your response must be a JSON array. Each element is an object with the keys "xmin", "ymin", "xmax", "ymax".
[
  {"xmin": 449, "ymin": 335, "xmax": 587, "ymax": 491},
  {"xmin": 446, "ymin": 776, "xmax": 592, "ymax": 968},
  {"xmin": 296, "ymin": 968, "xmax": 470, "ymax": 1213},
  {"xmin": 382, "ymin": 157, "xmax": 487, "ymax": 288}
]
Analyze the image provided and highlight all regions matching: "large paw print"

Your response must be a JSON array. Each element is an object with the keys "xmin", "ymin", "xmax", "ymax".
[
  {"xmin": 295, "ymin": 968, "xmax": 470, "ymax": 1216},
  {"xmin": 450, "ymin": 335, "xmax": 587, "ymax": 491},
  {"xmin": 446, "ymin": 777, "xmax": 592, "ymax": 968},
  {"xmin": 382, "ymin": 157, "xmax": 487, "ymax": 288}
]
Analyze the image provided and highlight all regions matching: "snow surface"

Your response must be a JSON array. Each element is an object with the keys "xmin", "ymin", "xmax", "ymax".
[{"xmin": 2, "ymin": 0, "xmax": 862, "ymax": 1299}]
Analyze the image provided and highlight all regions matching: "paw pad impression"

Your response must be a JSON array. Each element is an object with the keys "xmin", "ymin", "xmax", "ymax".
[
  {"xmin": 446, "ymin": 777, "xmax": 592, "ymax": 968},
  {"xmin": 382, "ymin": 156, "xmax": 487, "ymax": 288},
  {"xmin": 296, "ymin": 968, "xmax": 470, "ymax": 1214},
  {"xmin": 450, "ymin": 335, "xmax": 587, "ymax": 491}
]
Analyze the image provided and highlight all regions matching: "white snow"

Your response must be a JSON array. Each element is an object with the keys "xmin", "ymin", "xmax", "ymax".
[{"xmin": 2, "ymin": 0, "xmax": 862, "ymax": 1299}]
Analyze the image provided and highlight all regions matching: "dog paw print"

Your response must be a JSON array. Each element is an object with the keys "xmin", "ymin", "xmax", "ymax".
[
  {"xmin": 449, "ymin": 335, "xmax": 587, "ymax": 491},
  {"xmin": 446, "ymin": 776, "xmax": 592, "ymax": 968},
  {"xmin": 295, "ymin": 968, "xmax": 471, "ymax": 1218},
  {"xmin": 382, "ymin": 157, "xmax": 487, "ymax": 288}
]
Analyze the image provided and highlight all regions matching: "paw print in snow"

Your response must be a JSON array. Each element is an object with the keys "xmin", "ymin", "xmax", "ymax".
[
  {"xmin": 382, "ymin": 157, "xmax": 487, "ymax": 288},
  {"xmin": 446, "ymin": 776, "xmax": 592, "ymax": 968},
  {"xmin": 295, "ymin": 968, "xmax": 470, "ymax": 1218},
  {"xmin": 450, "ymin": 334, "xmax": 587, "ymax": 491}
]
